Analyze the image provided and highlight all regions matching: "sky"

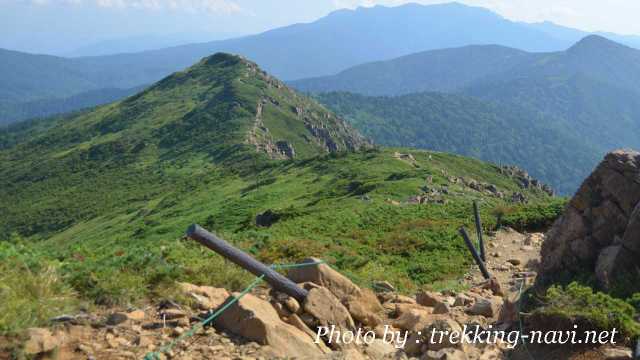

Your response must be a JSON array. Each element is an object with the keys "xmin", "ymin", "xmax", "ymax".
[{"xmin": 2, "ymin": 0, "xmax": 640, "ymax": 55}]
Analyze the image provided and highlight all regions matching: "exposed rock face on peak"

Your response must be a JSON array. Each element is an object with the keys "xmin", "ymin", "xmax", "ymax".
[
  {"xmin": 195, "ymin": 53, "xmax": 372, "ymax": 160},
  {"xmin": 539, "ymin": 149, "xmax": 640, "ymax": 293},
  {"xmin": 499, "ymin": 165, "xmax": 554, "ymax": 196}
]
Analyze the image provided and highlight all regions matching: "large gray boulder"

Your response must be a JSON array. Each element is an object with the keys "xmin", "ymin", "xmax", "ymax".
[{"xmin": 539, "ymin": 150, "xmax": 640, "ymax": 292}]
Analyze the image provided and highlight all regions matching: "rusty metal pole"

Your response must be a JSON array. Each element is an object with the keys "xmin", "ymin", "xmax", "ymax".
[
  {"xmin": 459, "ymin": 227, "xmax": 491, "ymax": 280},
  {"xmin": 186, "ymin": 224, "xmax": 309, "ymax": 303},
  {"xmin": 473, "ymin": 201, "xmax": 486, "ymax": 262}
]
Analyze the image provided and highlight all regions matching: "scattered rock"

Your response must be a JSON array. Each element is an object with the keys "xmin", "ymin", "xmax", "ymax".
[
  {"xmin": 105, "ymin": 313, "xmax": 129, "ymax": 326},
  {"xmin": 284, "ymin": 297, "xmax": 301, "ymax": 314},
  {"xmin": 507, "ymin": 259, "xmax": 521, "ymax": 266},
  {"xmin": 255, "ymin": 210, "xmax": 281, "ymax": 227},
  {"xmin": 160, "ymin": 309, "xmax": 187, "ymax": 320},
  {"xmin": 423, "ymin": 347, "xmax": 467, "ymax": 360},
  {"xmin": 288, "ymin": 258, "xmax": 360, "ymax": 302},
  {"xmin": 601, "ymin": 346, "xmax": 633, "ymax": 360},
  {"xmin": 23, "ymin": 328, "xmax": 62, "ymax": 355},
  {"xmin": 453, "ymin": 294, "xmax": 473, "ymax": 307},
  {"xmin": 288, "ymin": 257, "xmax": 384, "ymax": 327},
  {"xmin": 126, "ymin": 310, "xmax": 146, "ymax": 321},
  {"xmin": 433, "ymin": 302, "xmax": 450, "ymax": 315},
  {"xmin": 416, "ymin": 291, "xmax": 445, "ymax": 307},
  {"xmin": 466, "ymin": 297, "xmax": 503, "ymax": 319},
  {"xmin": 178, "ymin": 283, "xmax": 230, "ymax": 311},
  {"xmin": 345, "ymin": 288, "xmax": 384, "ymax": 326},
  {"xmin": 393, "ymin": 309, "xmax": 441, "ymax": 332},
  {"xmin": 372, "ymin": 281, "xmax": 396, "ymax": 293},
  {"xmin": 365, "ymin": 339, "xmax": 398, "ymax": 359},
  {"xmin": 303, "ymin": 287, "xmax": 355, "ymax": 330},
  {"xmin": 215, "ymin": 293, "xmax": 326, "ymax": 357}
]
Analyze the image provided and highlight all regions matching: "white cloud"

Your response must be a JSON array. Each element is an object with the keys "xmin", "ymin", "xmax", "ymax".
[{"xmin": 30, "ymin": 0, "xmax": 243, "ymax": 13}]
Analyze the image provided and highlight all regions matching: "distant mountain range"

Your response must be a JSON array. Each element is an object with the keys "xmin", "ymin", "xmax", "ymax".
[
  {"xmin": 0, "ymin": 86, "xmax": 144, "ymax": 126},
  {"xmin": 297, "ymin": 35, "xmax": 640, "ymax": 193},
  {"xmin": 3, "ymin": 2, "xmax": 640, "ymax": 125}
]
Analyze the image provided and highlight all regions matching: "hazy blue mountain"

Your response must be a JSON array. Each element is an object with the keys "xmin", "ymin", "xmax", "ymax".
[
  {"xmin": 0, "ymin": 86, "xmax": 144, "ymax": 126},
  {"xmin": 4, "ymin": 2, "xmax": 640, "ymax": 126},
  {"xmin": 290, "ymin": 45, "xmax": 534, "ymax": 95},
  {"xmin": 64, "ymin": 34, "xmax": 208, "ymax": 57},
  {"xmin": 525, "ymin": 21, "xmax": 640, "ymax": 50},
  {"xmin": 0, "ymin": 2, "xmax": 588, "ymax": 103},
  {"xmin": 292, "ymin": 35, "xmax": 640, "ymax": 96}
]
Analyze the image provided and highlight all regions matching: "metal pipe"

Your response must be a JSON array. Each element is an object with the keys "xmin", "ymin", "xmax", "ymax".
[
  {"xmin": 459, "ymin": 227, "xmax": 491, "ymax": 280},
  {"xmin": 186, "ymin": 224, "xmax": 309, "ymax": 303},
  {"xmin": 473, "ymin": 201, "xmax": 486, "ymax": 262}
]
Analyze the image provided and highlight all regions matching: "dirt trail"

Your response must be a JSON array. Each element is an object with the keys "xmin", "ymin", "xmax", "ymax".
[{"xmin": 464, "ymin": 228, "xmax": 543, "ymax": 296}]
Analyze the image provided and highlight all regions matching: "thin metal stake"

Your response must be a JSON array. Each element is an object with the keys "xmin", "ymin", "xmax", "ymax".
[
  {"xmin": 473, "ymin": 201, "xmax": 486, "ymax": 262},
  {"xmin": 460, "ymin": 227, "xmax": 491, "ymax": 280}
]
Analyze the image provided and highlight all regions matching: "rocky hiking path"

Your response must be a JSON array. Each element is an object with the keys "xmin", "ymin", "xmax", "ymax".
[
  {"xmin": 3, "ymin": 231, "xmax": 634, "ymax": 360},
  {"xmin": 464, "ymin": 229, "xmax": 544, "ymax": 298}
]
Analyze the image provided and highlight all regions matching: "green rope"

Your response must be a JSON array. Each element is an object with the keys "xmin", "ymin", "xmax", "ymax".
[
  {"xmin": 270, "ymin": 259, "xmax": 325, "ymax": 270},
  {"xmin": 143, "ymin": 259, "xmax": 325, "ymax": 360}
]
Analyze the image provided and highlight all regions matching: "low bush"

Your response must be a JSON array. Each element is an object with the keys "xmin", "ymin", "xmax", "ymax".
[{"xmin": 532, "ymin": 282, "xmax": 640, "ymax": 342}]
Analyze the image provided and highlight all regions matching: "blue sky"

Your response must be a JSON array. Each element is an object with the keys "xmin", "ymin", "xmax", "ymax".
[{"xmin": 2, "ymin": 0, "xmax": 640, "ymax": 55}]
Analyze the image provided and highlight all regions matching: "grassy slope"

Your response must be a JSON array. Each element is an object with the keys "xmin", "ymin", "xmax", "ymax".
[
  {"xmin": 0, "ymin": 54, "xmax": 559, "ymax": 333},
  {"xmin": 0, "ymin": 145, "xmax": 559, "ymax": 332}
]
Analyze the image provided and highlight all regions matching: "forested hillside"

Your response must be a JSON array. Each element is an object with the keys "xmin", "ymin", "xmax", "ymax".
[
  {"xmin": 317, "ymin": 92, "xmax": 600, "ymax": 194},
  {"xmin": 294, "ymin": 36, "xmax": 640, "ymax": 193}
]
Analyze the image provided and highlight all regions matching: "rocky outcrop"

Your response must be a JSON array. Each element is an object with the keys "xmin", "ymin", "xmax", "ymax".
[
  {"xmin": 247, "ymin": 99, "xmax": 298, "ymax": 160},
  {"xmin": 539, "ymin": 150, "xmax": 640, "ymax": 292},
  {"xmin": 247, "ymin": 89, "xmax": 372, "ymax": 160},
  {"xmin": 499, "ymin": 165, "xmax": 554, "ymax": 196},
  {"xmin": 216, "ymin": 293, "xmax": 328, "ymax": 357}
]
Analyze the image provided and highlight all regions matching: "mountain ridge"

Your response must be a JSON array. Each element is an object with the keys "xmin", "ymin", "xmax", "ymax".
[
  {"xmin": 3, "ymin": 3, "xmax": 640, "ymax": 125},
  {"xmin": 295, "ymin": 35, "xmax": 640, "ymax": 193}
]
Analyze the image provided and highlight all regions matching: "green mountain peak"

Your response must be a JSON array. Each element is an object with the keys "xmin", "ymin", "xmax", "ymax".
[{"xmin": 6, "ymin": 52, "xmax": 371, "ymax": 169}]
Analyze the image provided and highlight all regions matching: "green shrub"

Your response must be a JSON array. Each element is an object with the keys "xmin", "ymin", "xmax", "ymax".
[
  {"xmin": 534, "ymin": 282, "xmax": 640, "ymax": 342},
  {"xmin": 0, "ymin": 263, "xmax": 79, "ymax": 334},
  {"xmin": 500, "ymin": 198, "xmax": 566, "ymax": 231}
]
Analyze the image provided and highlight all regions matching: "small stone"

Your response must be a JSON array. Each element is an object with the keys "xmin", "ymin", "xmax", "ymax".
[
  {"xmin": 453, "ymin": 294, "xmax": 473, "ymax": 307},
  {"xmin": 172, "ymin": 327, "xmax": 185, "ymax": 337},
  {"xmin": 416, "ymin": 291, "xmax": 445, "ymax": 307},
  {"xmin": 160, "ymin": 309, "xmax": 187, "ymax": 320},
  {"xmin": 601, "ymin": 347, "xmax": 633, "ymax": 360},
  {"xmin": 50, "ymin": 315, "xmax": 76, "ymax": 323},
  {"xmin": 23, "ymin": 328, "xmax": 61, "ymax": 355},
  {"xmin": 507, "ymin": 259, "xmax": 521, "ymax": 266},
  {"xmin": 127, "ymin": 309, "xmax": 146, "ymax": 321},
  {"xmin": 433, "ymin": 302, "xmax": 450, "ymax": 314},
  {"xmin": 283, "ymin": 297, "xmax": 300, "ymax": 314},
  {"xmin": 105, "ymin": 313, "xmax": 129, "ymax": 326},
  {"xmin": 373, "ymin": 281, "xmax": 396, "ymax": 293},
  {"xmin": 467, "ymin": 297, "xmax": 503, "ymax": 319}
]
